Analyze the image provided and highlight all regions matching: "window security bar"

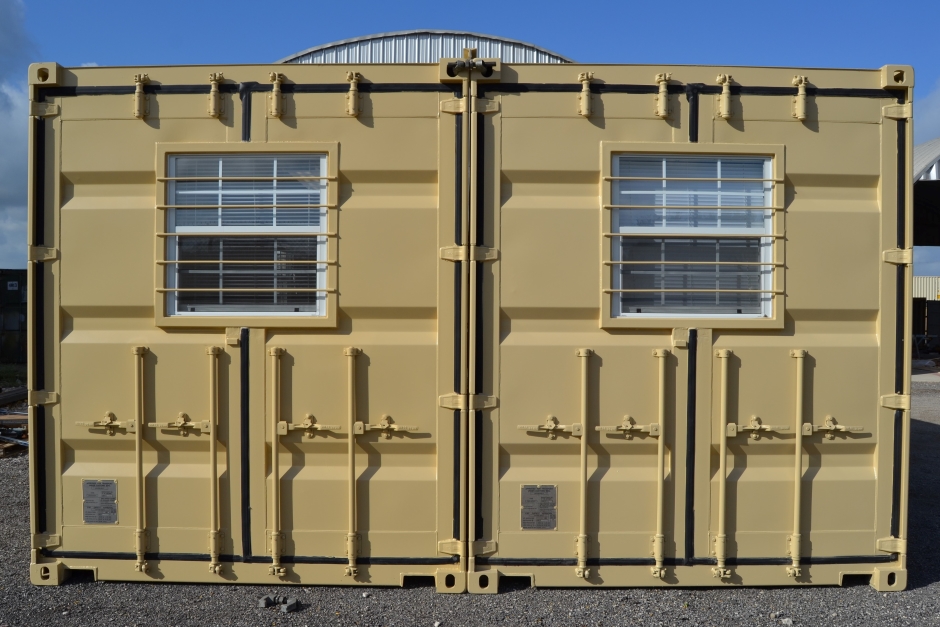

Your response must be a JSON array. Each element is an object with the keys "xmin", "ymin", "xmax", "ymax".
[
  {"xmin": 604, "ymin": 288, "xmax": 783, "ymax": 294},
  {"xmin": 604, "ymin": 205, "xmax": 782, "ymax": 211},
  {"xmin": 605, "ymin": 260, "xmax": 781, "ymax": 266},
  {"xmin": 604, "ymin": 176, "xmax": 781, "ymax": 182},
  {"xmin": 604, "ymin": 233, "xmax": 782, "ymax": 239},
  {"xmin": 157, "ymin": 287, "xmax": 336, "ymax": 293},
  {"xmin": 157, "ymin": 232, "xmax": 337, "ymax": 238},
  {"xmin": 157, "ymin": 204, "xmax": 335, "ymax": 210},
  {"xmin": 157, "ymin": 259, "xmax": 336, "ymax": 265},
  {"xmin": 158, "ymin": 176, "xmax": 336, "ymax": 182}
]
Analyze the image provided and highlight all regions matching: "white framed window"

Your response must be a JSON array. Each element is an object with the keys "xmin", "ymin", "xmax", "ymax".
[
  {"xmin": 165, "ymin": 153, "xmax": 329, "ymax": 317},
  {"xmin": 610, "ymin": 154, "xmax": 774, "ymax": 318}
]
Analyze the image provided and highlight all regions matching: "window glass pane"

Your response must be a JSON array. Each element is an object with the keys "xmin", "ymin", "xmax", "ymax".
[
  {"xmin": 612, "ymin": 154, "xmax": 773, "ymax": 318},
  {"xmin": 167, "ymin": 154, "xmax": 327, "ymax": 316}
]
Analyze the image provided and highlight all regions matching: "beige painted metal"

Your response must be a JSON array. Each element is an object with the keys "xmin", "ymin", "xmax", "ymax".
[{"xmin": 25, "ymin": 55, "xmax": 912, "ymax": 593}]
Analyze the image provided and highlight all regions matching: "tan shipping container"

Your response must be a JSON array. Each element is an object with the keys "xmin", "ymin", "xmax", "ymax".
[{"xmin": 25, "ymin": 55, "xmax": 913, "ymax": 593}]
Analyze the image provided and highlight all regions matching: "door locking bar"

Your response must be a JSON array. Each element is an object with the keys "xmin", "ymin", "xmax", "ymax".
[
  {"xmin": 802, "ymin": 415, "xmax": 864, "ymax": 439},
  {"xmin": 278, "ymin": 414, "xmax": 341, "ymax": 438},
  {"xmin": 345, "ymin": 347, "xmax": 361, "ymax": 577},
  {"xmin": 148, "ymin": 412, "xmax": 210, "ymax": 434},
  {"xmin": 517, "ymin": 415, "xmax": 582, "ymax": 439},
  {"xmin": 725, "ymin": 415, "xmax": 790, "ymax": 440},
  {"xmin": 788, "ymin": 350, "xmax": 805, "ymax": 578},
  {"xmin": 132, "ymin": 346, "xmax": 149, "ymax": 574},
  {"xmin": 354, "ymin": 415, "xmax": 418, "ymax": 439},
  {"xmin": 596, "ymin": 415, "xmax": 659, "ymax": 439},
  {"xmin": 206, "ymin": 346, "xmax": 223, "ymax": 575},
  {"xmin": 268, "ymin": 347, "xmax": 287, "ymax": 577},
  {"xmin": 713, "ymin": 348, "xmax": 733, "ymax": 580},
  {"xmin": 76, "ymin": 412, "xmax": 136, "ymax": 436}
]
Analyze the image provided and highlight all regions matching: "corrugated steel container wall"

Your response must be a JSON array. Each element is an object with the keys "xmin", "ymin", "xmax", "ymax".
[
  {"xmin": 281, "ymin": 31, "xmax": 570, "ymax": 64},
  {"xmin": 914, "ymin": 276, "xmax": 940, "ymax": 300},
  {"xmin": 25, "ymin": 58, "xmax": 913, "ymax": 594}
]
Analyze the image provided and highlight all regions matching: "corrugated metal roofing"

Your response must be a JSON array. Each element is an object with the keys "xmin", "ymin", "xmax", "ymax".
[
  {"xmin": 278, "ymin": 30, "xmax": 573, "ymax": 65},
  {"xmin": 914, "ymin": 276, "xmax": 940, "ymax": 300},
  {"xmin": 915, "ymin": 138, "xmax": 940, "ymax": 181}
]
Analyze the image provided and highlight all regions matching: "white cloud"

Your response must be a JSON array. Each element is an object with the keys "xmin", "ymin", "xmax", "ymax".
[
  {"xmin": 80, "ymin": 62, "xmax": 98, "ymax": 67},
  {"xmin": 916, "ymin": 79, "xmax": 940, "ymax": 145},
  {"xmin": 0, "ymin": 83, "xmax": 28, "ymax": 270},
  {"xmin": 0, "ymin": 0, "xmax": 33, "ymax": 270}
]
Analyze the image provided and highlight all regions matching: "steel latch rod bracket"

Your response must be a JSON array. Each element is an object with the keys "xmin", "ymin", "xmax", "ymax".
[
  {"xmin": 725, "ymin": 415, "xmax": 790, "ymax": 440},
  {"xmin": 716, "ymin": 74, "xmax": 733, "ymax": 120},
  {"xmin": 268, "ymin": 73, "xmax": 283, "ymax": 119},
  {"xmin": 346, "ymin": 72, "xmax": 361, "ymax": 117},
  {"xmin": 578, "ymin": 72, "xmax": 594, "ymax": 117},
  {"xmin": 354, "ymin": 414, "xmax": 419, "ymax": 439},
  {"xmin": 133, "ymin": 74, "xmax": 149, "ymax": 119},
  {"xmin": 792, "ymin": 76, "xmax": 809, "ymax": 122},
  {"xmin": 802, "ymin": 415, "xmax": 865, "ymax": 440},
  {"xmin": 517, "ymin": 415, "xmax": 583, "ymax": 440},
  {"xmin": 148, "ymin": 412, "xmax": 210, "ymax": 435},
  {"xmin": 279, "ymin": 414, "xmax": 342, "ymax": 438},
  {"xmin": 655, "ymin": 73, "xmax": 672, "ymax": 119},
  {"xmin": 596, "ymin": 415, "xmax": 660, "ymax": 439},
  {"xmin": 76, "ymin": 412, "xmax": 135, "ymax": 436},
  {"xmin": 208, "ymin": 73, "xmax": 223, "ymax": 118}
]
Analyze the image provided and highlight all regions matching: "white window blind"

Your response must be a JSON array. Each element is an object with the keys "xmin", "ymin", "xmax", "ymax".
[
  {"xmin": 611, "ymin": 154, "xmax": 773, "ymax": 317},
  {"xmin": 165, "ymin": 154, "xmax": 328, "ymax": 316}
]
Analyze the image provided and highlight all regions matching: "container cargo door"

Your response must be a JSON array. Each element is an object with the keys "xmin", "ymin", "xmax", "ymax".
[
  {"xmin": 252, "ymin": 75, "xmax": 466, "ymax": 588},
  {"xmin": 467, "ymin": 70, "xmax": 699, "ymax": 590}
]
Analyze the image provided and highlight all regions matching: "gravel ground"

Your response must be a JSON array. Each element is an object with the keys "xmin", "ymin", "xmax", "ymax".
[{"xmin": 2, "ymin": 385, "xmax": 940, "ymax": 626}]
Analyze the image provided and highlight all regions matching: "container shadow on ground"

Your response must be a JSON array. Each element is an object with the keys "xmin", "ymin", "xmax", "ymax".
[{"xmin": 906, "ymin": 415, "xmax": 940, "ymax": 590}]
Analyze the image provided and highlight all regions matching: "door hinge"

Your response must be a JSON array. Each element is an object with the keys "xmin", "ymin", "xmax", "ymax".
[
  {"xmin": 29, "ymin": 390, "xmax": 59, "ymax": 406},
  {"xmin": 28, "ymin": 246, "xmax": 58, "ymax": 262},
  {"xmin": 472, "ymin": 540, "xmax": 497, "ymax": 555},
  {"xmin": 225, "ymin": 327, "xmax": 241, "ymax": 346},
  {"xmin": 440, "ymin": 245, "xmax": 498, "ymax": 262},
  {"xmin": 437, "ymin": 539, "xmax": 464, "ymax": 555},
  {"xmin": 876, "ymin": 536, "xmax": 906, "ymax": 554},
  {"xmin": 29, "ymin": 102, "xmax": 59, "ymax": 117},
  {"xmin": 883, "ymin": 248, "xmax": 912, "ymax": 265},
  {"xmin": 439, "ymin": 393, "xmax": 498, "ymax": 411},
  {"xmin": 883, "ymin": 103, "xmax": 912, "ymax": 120},
  {"xmin": 438, "ymin": 539, "xmax": 496, "ymax": 556},
  {"xmin": 473, "ymin": 97, "xmax": 499, "ymax": 113},
  {"xmin": 440, "ymin": 97, "xmax": 498, "ymax": 115},
  {"xmin": 881, "ymin": 394, "xmax": 911, "ymax": 410},
  {"xmin": 32, "ymin": 534, "xmax": 61, "ymax": 549},
  {"xmin": 441, "ymin": 98, "xmax": 466, "ymax": 114},
  {"xmin": 671, "ymin": 328, "xmax": 690, "ymax": 348}
]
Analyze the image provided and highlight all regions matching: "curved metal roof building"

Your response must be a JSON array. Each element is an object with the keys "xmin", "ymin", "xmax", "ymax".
[
  {"xmin": 278, "ymin": 30, "xmax": 573, "ymax": 65},
  {"xmin": 915, "ymin": 138, "xmax": 940, "ymax": 181}
]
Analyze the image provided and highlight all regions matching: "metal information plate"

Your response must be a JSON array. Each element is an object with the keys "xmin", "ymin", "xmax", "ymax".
[
  {"xmin": 82, "ymin": 479, "xmax": 118, "ymax": 524},
  {"xmin": 521, "ymin": 484, "xmax": 557, "ymax": 530}
]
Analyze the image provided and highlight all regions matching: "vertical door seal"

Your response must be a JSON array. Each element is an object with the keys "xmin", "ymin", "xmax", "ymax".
[
  {"xmin": 473, "ymin": 104, "xmax": 485, "ymax": 542},
  {"xmin": 683, "ymin": 329, "xmax": 698, "ymax": 563},
  {"xmin": 239, "ymin": 327, "xmax": 252, "ymax": 560},
  {"xmin": 452, "ymin": 110, "xmax": 463, "ymax": 542},
  {"xmin": 890, "ymin": 95, "xmax": 906, "ymax": 538},
  {"xmin": 238, "ymin": 83, "xmax": 255, "ymax": 142},
  {"xmin": 685, "ymin": 84, "xmax": 703, "ymax": 143},
  {"xmin": 33, "ymin": 115, "xmax": 47, "ymax": 535}
]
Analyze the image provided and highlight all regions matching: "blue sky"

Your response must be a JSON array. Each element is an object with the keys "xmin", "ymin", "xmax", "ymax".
[{"xmin": 2, "ymin": 0, "xmax": 940, "ymax": 269}]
